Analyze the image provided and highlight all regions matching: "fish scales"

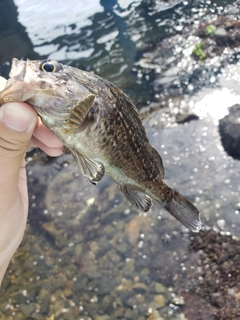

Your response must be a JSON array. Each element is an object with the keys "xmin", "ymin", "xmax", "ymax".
[
  {"xmin": 0, "ymin": 58, "xmax": 201, "ymax": 232},
  {"xmin": 99, "ymin": 89, "xmax": 164, "ymax": 191}
]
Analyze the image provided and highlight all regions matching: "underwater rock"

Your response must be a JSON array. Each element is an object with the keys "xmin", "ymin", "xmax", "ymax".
[
  {"xmin": 154, "ymin": 282, "xmax": 168, "ymax": 294},
  {"xmin": 219, "ymin": 104, "xmax": 240, "ymax": 160},
  {"xmin": 19, "ymin": 303, "xmax": 36, "ymax": 318},
  {"xmin": 188, "ymin": 229, "xmax": 240, "ymax": 319},
  {"xmin": 132, "ymin": 282, "xmax": 148, "ymax": 294},
  {"xmin": 154, "ymin": 294, "xmax": 167, "ymax": 308}
]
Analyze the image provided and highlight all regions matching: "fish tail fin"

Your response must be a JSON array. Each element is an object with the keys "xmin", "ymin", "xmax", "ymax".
[{"xmin": 164, "ymin": 189, "xmax": 201, "ymax": 232}]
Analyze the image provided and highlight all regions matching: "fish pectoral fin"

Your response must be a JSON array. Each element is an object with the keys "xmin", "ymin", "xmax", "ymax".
[
  {"xmin": 164, "ymin": 189, "xmax": 201, "ymax": 232},
  {"xmin": 70, "ymin": 147, "xmax": 105, "ymax": 183},
  {"xmin": 62, "ymin": 94, "xmax": 95, "ymax": 134},
  {"xmin": 118, "ymin": 184, "xmax": 152, "ymax": 212}
]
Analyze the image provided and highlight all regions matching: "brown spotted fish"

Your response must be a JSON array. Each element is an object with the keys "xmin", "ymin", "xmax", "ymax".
[{"xmin": 0, "ymin": 59, "xmax": 201, "ymax": 231}]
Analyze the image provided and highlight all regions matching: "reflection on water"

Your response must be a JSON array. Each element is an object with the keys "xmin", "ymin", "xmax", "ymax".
[
  {"xmin": 0, "ymin": 0, "xmax": 38, "ymax": 73},
  {"xmin": 1, "ymin": 0, "xmax": 240, "ymax": 319},
  {"xmin": 193, "ymin": 87, "xmax": 240, "ymax": 123},
  {"xmin": 3, "ymin": 0, "xmax": 239, "ymax": 101},
  {"xmin": 15, "ymin": 0, "xmax": 104, "ymax": 46},
  {"xmin": 192, "ymin": 62, "xmax": 240, "ymax": 123}
]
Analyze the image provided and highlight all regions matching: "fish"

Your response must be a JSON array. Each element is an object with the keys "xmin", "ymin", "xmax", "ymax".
[{"xmin": 0, "ymin": 58, "xmax": 201, "ymax": 232}]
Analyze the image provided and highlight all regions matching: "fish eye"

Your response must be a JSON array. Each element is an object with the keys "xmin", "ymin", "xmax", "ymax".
[{"xmin": 39, "ymin": 60, "xmax": 62, "ymax": 72}]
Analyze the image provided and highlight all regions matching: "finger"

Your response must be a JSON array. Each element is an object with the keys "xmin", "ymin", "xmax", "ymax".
[
  {"xmin": 0, "ymin": 102, "xmax": 38, "ymax": 212},
  {"xmin": 30, "ymin": 136, "xmax": 64, "ymax": 156},
  {"xmin": 0, "ymin": 77, "xmax": 7, "ymax": 90},
  {"xmin": 33, "ymin": 118, "xmax": 63, "ymax": 148}
]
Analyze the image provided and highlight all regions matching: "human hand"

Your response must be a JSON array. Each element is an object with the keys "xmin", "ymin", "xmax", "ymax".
[{"xmin": 0, "ymin": 76, "xmax": 64, "ymax": 285}]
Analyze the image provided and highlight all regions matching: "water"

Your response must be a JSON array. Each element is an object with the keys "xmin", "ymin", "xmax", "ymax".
[{"xmin": 0, "ymin": 0, "xmax": 240, "ymax": 319}]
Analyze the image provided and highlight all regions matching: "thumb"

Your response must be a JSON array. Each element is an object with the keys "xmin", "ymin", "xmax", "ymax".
[{"xmin": 0, "ymin": 102, "xmax": 38, "ymax": 208}]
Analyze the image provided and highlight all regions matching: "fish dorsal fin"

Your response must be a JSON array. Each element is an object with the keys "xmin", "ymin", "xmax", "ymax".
[
  {"xmin": 62, "ymin": 94, "xmax": 95, "ymax": 134},
  {"xmin": 118, "ymin": 184, "xmax": 152, "ymax": 212},
  {"xmin": 70, "ymin": 147, "xmax": 105, "ymax": 183}
]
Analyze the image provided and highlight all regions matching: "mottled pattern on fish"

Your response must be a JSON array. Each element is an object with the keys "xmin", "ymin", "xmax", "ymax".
[
  {"xmin": 91, "ymin": 81, "xmax": 167, "ymax": 194},
  {"xmin": 0, "ymin": 59, "xmax": 201, "ymax": 231}
]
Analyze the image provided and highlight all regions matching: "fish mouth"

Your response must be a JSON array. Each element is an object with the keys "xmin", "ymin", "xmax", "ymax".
[
  {"xmin": 6, "ymin": 58, "xmax": 39, "ymax": 87},
  {"xmin": 7, "ymin": 58, "xmax": 27, "ymax": 85},
  {"xmin": 0, "ymin": 58, "xmax": 36, "ymax": 105}
]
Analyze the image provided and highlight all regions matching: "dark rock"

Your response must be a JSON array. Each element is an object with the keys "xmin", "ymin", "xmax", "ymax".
[
  {"xmin": 86, "ymin": 267, "xmax": 102, "ymax": 279},
  {"xmin": 84, "ymin": 302, "xmax": 99, "ymax": 318},
  {"xmin": 101, "ymin": 294, "xmax": 117, "ymax": 313},
  {"xmin": 0, "ymin": 274, "xmax": 11, "ymax": 291},
  {"xmin": 124, "ymin": 308, "xmax": 139, "ymax": 319},
  {"xmin": 113, "ymin": 238, "xmax": 129, "ymax": 255},
  {"xmin": 122, "ymin": 258, "xmax": 135, "ymax": 276},
  {"xmin": 73, "ymin": 277, "xmax": 88, "ymax": 293},
  {"xmin": 40, "ymin": 294, "xmax": 50, "ymax": 315},
  {"xmin": 51, "ymin": 273, "xmax": 67, "ymax": 289},
  {"xmin": 175, "ymin": 113, "xmax": 199, "ymax": 124},
  {"xmin": 188, "ymin": 229, "xmax": 240, "ymax": 319},
  {"xmin": 132, "ymin": 282, "xmax": 148, "ymax": 294},
  {"xmin": 19, "ymin": 303, "xmax": 36, "ymax": 317},
  {"xmin": 98, "ymin": 275, "xmax": 121, "ymax": 295},
  {"xmin": 100, "ymin": 206, "xmax": 125, "ymax": 225},
  {"xmin": 121, "ymin": 291, "xmax": 135, "ymax": 305},
  {"xmin": 219, "ymin": 104, "xmax": 240, "ymax": 160}
]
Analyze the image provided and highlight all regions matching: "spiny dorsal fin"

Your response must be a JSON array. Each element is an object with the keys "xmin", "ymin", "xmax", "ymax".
[
  {"xmin": 118, "ymin": 184, "xmax": 152, "ymax": 212},
  {"xmin": 62, "ymin": 94, "xmax": 95, "ymax": 134},
  {"xmin": 70, "ymin": 147, "xmax": 105, "ymax": 183}
]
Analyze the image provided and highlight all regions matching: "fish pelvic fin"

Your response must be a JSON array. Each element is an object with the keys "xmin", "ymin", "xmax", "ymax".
[
  {"xmin": 62, "ymin": 94, "xmax": 95, "ymax": 134},
  {"xmin": 164, "ymin": 189, "xmax": 201, "ymax": 232},
  {"xmin": 118, "ymin": 184, "xmax": 152, "ymax": 212},
  {"xmin": 70, "ymin": 147, "xmax": 105, "ymax": 183}
]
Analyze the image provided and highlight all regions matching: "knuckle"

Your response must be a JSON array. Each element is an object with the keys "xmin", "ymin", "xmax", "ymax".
[{"xmin": 0, "ymin": 134, "xmax": 27, "ymax": 157}]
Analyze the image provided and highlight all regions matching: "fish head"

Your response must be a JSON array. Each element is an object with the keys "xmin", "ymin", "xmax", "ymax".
[{"xmin": 0, "ymin": 58, "xmax": 94, "ymax": 118}]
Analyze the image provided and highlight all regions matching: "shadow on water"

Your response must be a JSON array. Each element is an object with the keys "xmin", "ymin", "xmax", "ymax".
[
  {"xmin": 0, "ymin": 0, "xmax": 39, "ymax": 77},
  {"xmin": 0, "ymin": 0, "xmax": 240, "ymax": 319}
]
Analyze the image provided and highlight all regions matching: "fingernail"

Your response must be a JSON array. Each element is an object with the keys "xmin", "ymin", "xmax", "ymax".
[{"xmin": 2, "ymin": 104, "xmax": 33, "ymax": 132}]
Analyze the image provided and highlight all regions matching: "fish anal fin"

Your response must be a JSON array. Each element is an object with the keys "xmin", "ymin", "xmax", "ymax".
[
  {"xmin": 62, "ymin": 94, "xmax": 95, "ymax": 134},
  {"xmin": 118, "ymin": 184, "xmax": 152, "ymax": 212},
  {"xmin": 70, "ymin": 147, "xmax": 105, "ymax": 183},
  {"xmin": 165, "ymin": 189, "xmax": 201, "ymax": 232}
]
